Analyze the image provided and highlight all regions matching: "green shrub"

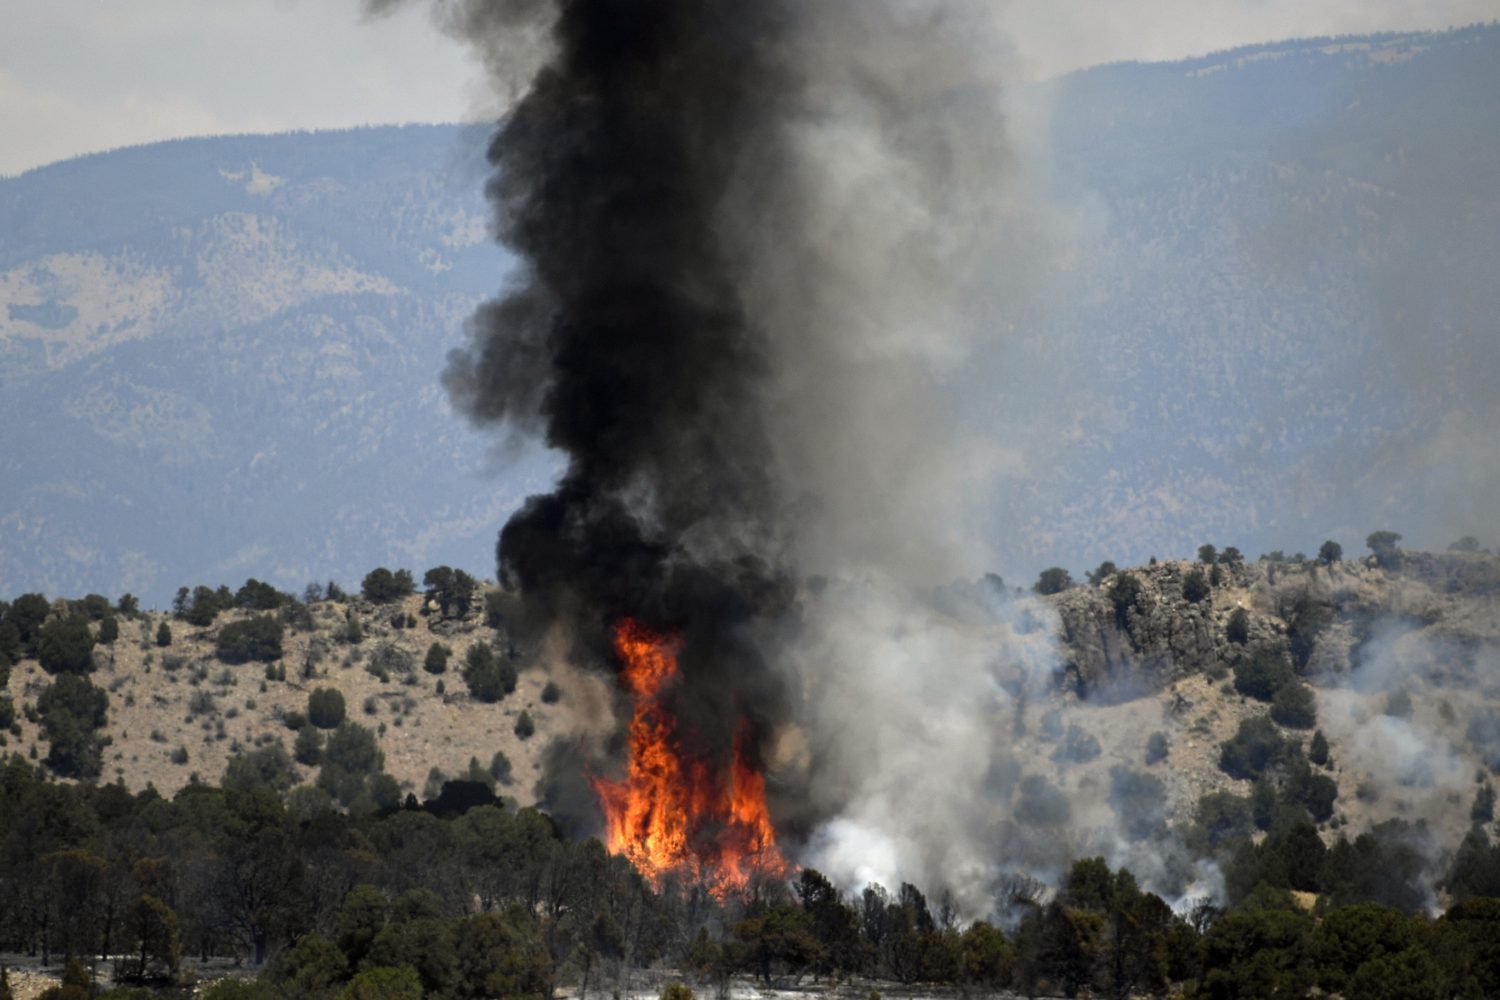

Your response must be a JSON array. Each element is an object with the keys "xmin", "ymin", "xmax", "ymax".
[
  {"xmin": 38, "ymin": 674, "xmax": 109, "ymax": 778},
  {"xmin": 180, "ymin": 585, "xmax": 231, "ymax": 627},
  {"xmin": 463, "ymin": 756, "xmax": 496, "ymax": 791},
  {"xmin": 342, "ymin": 612, "xmax": 364, "ymax": 645},
  {"xmin": 78, "ymin": 594, "xmax": 111, "ymax": 620},
  {"xmin": 422, "ymin": 566, "xmax": 478, "ymax": 618},
  {"xmin": 1272, "ymin": 682, "xmax": 1319, "ymax": 729},
  {"xmin": 155, "ymin": 621, "xmax": 172, "ymax": 647},
  {"xmin": 308, "ymin": 688, "xmax": 347, "ymax": 729},
  {"xmin": 423, "ymin": 643, "xmax": 449, "ymax": 675},
  {"xmin": 216, "ymin": 615, "xmax": 284, "ymax": 664},
  {"xmin": 514, "ymin": 711, "xmax": 534, "ymax": 740},
  {"xmin": 1472, "ymin": 784, "xmax": 1496, "ymax": 824},
  {"xmin": 369, "ymin": 774, "xmax": 402, "ymax": 813},
  {"xmin": 1053, "ymin": 725, "xmax": 1101, "ymax": 764},
  {"xmin": 1014, "ymin": 774, "xmax": 1071, "ymax": 827},
  {"xmin": 1367, "ymin": 531, "xmax": 1403, "ymax": 570},
  {"xmin": 484, "ymin": 591, "xmax": 506, "ymax": 629},
  {"xmin": 1193, "ymin": 790, "xmax": 1254, "ymax": 849},
  {"xmin": 323, "ymin": 722, "xmax": 383, "ymax": 775},
  {"xmin": 235, "ymin": 579, "xmax": 284, "ymax": 611},
  {"xmin": 1182, "ymin": 569, "xmax": 1211, "ymax": 603},
  {"xmin": 1285, "ymin": 761, "xmax": 1339, "ymax": 822},
  {"xmin": 269, "ymin": 933, "xmax": 348, "ymax": 998},
  {"xmin": 1234, "ymin": 649, "xmax": 1294, "ymax": 701},
  {"xmin": 1219, "ymin": 715, "xmax": 1288, "ymax": 781},
  {"xmin": 362, "ymin": 568, "xmax": 415, "ymax": 604},
  {"xmin": 0, "ymin": 621, "xmax": 20, "ymax": 665},
  {"xmin": 295, "ymin": 724, "xmax": 324, "ymax": 766},
  {"xmin": 1309, "ymin": 730, "xmax": 1330, "ymax": 767},
  {"xmin": 338, "ymin": 966, "xmax": 422, "ymax": 1000},
  {"xmin": 1145, "ymin": 731, "xmax": 1169, "ymax": 765},
  {"xmin": 1108, "ymin": 572, "xmax": 1144, "ymax": 631},
  {"xmin": 8, "ymin": 593, "xmax": 50, "ymax": 655},
  {"xmin": 1109, "ymin": 766, "xmax": 1167, "ymax": 841},
  {"xmin": 38, "ymin": 616, "xmax": 96, "ymax": 674},
  {"xmin": 462, "ymin": 643, "xmax": 516, "ymax": 703},
  {"xmin": 1034, "ymin": 567, "xmax": 1073, "ymax": 595},
  {"xmin": 1226, "ymin": 607, "xmax": 1251, "ymax": 645},
  {"xmin": 222, "ymin": 744, "xmax": 297, "ymax": 794}
]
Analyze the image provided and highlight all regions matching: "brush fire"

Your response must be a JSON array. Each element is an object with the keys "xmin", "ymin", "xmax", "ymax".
[{"xmin": 590, "ymin": 619, "xmax": 790, "ymax": 896}]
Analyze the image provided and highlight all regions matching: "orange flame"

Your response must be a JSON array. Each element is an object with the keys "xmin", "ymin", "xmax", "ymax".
[{"xmin": 590, "ymin": 618, "xmax": 788, "ymax": 896}]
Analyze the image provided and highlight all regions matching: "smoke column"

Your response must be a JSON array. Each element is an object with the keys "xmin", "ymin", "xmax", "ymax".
[{"xmin": 377, "ymin": 0, "xmax": 1019, "ymax": 900}]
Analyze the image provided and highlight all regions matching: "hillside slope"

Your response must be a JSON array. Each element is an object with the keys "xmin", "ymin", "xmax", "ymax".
[
  {"xmin": 1031, "ymin": 549, "xmax": 1500, "ymax": 868},
  {"xmin": 981, "ymin": 24, "xmax": 1500, "ymax": 574},
  {"xmin": 0, "ymin": 126, "xmax": 555, "ymax": 605},
  {"xmin": 4, "ymin": 547, "xmax": 1497, "ymax": 878}
]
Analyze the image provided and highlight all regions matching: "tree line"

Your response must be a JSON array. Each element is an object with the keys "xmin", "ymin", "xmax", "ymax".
[{"xmin": 3, "ymin": 753, "xmax": 1500, "ymax": 1000}]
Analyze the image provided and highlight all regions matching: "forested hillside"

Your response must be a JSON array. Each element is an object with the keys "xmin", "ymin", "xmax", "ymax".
[{"xmin": 5, "ymin": 543, "xmax": 1500, "ymax": 998}]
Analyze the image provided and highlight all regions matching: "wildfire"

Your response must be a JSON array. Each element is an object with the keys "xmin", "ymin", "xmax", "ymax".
[{"xmin": 591, "ymin": 618, "xmax": 789, "ymax": 896}]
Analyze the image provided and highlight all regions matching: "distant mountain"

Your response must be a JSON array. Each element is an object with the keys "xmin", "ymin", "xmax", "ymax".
[
  {"xmin": 2, "ymin": 26, "xmax": 1497, "ymax": 604},
  {"xmin": 0, "ymin": 125, "xmax": 555, "ymax": 605},
  {"xmin": 985, "ymin": 24, "xmax": 1500, "ymax": 577}
]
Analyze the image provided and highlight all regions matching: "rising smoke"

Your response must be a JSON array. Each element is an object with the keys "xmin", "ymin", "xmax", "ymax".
[{"xmin": 373, "ymin": 0, "xmax": 1034, "ymax": 908}]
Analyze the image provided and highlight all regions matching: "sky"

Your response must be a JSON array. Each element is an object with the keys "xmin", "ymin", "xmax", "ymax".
[{"xmin": 1, "ymin": 0, "xmax": 1496, "ymax": 177}]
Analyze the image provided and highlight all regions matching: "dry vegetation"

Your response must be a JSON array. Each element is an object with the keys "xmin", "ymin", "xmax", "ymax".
[{"xmin": 2, "ymin": 589, "xmax": 595, "ymax": 803}]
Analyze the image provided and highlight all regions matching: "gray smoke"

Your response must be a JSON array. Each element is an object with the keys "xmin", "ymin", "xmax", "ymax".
[{"xmin": 375, "ymin": 0, "xmax": 1044, "ymax": 908}]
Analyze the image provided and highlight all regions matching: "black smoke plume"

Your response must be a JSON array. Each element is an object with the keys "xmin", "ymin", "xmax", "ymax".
[
  {"xmin": 394, "ymin": 0, "xmax": 804, "ymax": 777},
  {"xmin": 377, "ymin": 0, "xmax": 1018, "ymax": 886}
]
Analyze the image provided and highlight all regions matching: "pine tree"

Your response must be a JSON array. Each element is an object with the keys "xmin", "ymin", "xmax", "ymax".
[
  {"xmin": 1309, "ymin": 730, "xmax": 1330, "ymax": 767},
  {"xmin": 1473, "ymin": 783, "xmax": 1496, "ymax": 824}
]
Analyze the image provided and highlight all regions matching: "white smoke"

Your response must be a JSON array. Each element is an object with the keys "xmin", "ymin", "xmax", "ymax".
[{"xmin": 787, "ymin": 579, "xmax": 1062, "ymax": 917}]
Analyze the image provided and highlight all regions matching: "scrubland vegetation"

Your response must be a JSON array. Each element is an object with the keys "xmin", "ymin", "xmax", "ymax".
[{"xmin": 3, "ymin": 537, "xmax": 1500, "ymax": 998}]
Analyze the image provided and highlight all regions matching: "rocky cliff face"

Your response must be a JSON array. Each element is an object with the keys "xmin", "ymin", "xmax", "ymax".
[{"xmin": 1048, "ymin": 551, "xmax": 1500, "ymax": 699}]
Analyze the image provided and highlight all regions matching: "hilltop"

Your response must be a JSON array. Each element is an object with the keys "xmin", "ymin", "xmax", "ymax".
[
  {"xmin": 0, "ymin": 574, "xmax": 598, "ymax": 806},
  {"xmin": 1022, "ymin": 545, "xmax": 1500, "ymax": 874},
  {"xmin": 4, "ymin": 542, "xmax": 1498, "ymax": 862}
]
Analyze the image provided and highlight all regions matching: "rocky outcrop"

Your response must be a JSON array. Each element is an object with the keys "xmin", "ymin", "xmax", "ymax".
[
  {"xmin": 1045, "ymin": 551, "xmax": 1500, "ymax": 699},
  {"xmin": 1049, "ymin": 560, "xmax": 1277, "ymax": 699}
]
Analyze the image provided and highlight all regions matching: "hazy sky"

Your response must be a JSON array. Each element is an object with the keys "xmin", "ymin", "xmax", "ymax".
[{"xmin": 2, "ymin": 0, "xmax": 1495, "ymax": 177}]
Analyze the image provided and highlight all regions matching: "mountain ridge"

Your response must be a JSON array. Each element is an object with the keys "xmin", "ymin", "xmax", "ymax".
[{"xmin": 2, "ymin": 26, "xmax": 1497, "ymax": 603}]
